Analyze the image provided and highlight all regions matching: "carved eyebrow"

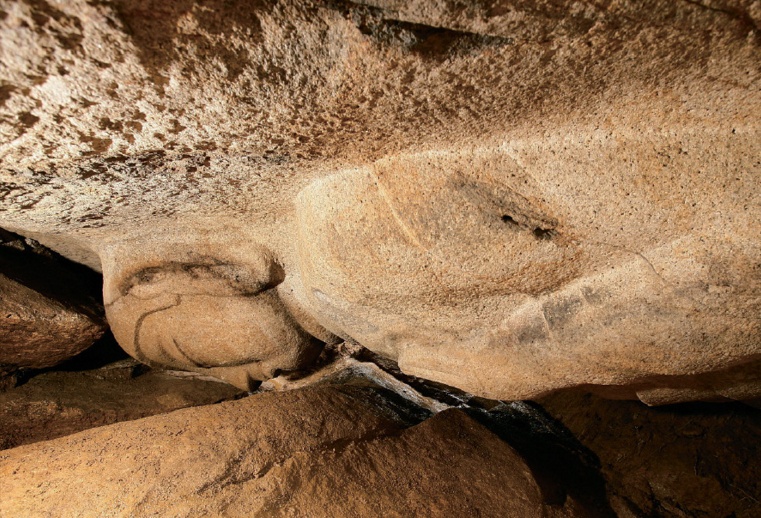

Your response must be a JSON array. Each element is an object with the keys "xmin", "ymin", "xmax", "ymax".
[{"xmin": 120, "ymin": 260, "xmax": 285, "ymax": 297}]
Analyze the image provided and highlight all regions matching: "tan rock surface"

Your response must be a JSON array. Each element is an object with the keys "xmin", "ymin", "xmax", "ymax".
[
  {"xmin": 0, "ymin": 383, "xmax": 552, "ymax": 517},
  {"xmin": 1, "ymin": 0, "xmax": 759, "ymax": 401}
]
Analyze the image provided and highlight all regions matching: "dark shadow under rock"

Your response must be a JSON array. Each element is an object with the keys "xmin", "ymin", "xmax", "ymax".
[
  {"xmin": 46, "ymin": 330, "xmax": 132, "ymax": 373},
  {"xmin": 0, "ymin": 228, "xmax": 108, "ymax": 374},
  {"xmin": 536, "ymin": 391, "xmax": 761, "ymax": 517},
  {"xmin": 464, "ymin": 402, "xmax": 613, "ymax": 517}
]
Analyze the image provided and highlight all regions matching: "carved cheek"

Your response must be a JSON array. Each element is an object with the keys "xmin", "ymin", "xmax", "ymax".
[
  {"xmin": 295, "ymin": 154, "xmax": 579, "ymax": 352},
  {"xmin": 108, "ymin": 287, "xmax": 320, "ymax": 377}
]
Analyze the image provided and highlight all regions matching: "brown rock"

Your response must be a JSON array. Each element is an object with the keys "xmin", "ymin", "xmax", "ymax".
[
  {"xmin": 0, "ymin": 232, "xmax": 106, "ymax": 372},
  {"xmin": 0, "ymin": 384, "xmax": 551, "ymax": 517},
  {"xmin": 0, "ymin": 1, "xmax": 759, "ymax": 401},
  {"xmin": 0, "ymin": 275, "xmax": 103, "ymax": 368},
  {"xmin": 575, "ymin": 357, "xmax": 761, "ymax": 405},
  {"xmin": 0, "ymin": 360, "xmax": 243, "ymax": 450},
  {"xmin": 537, "ymin": 391, "xmax": 761, "ymax": 517},
  {"xmin": 231, "ymin": 409, "xmax": 542, "ymax": 517}
]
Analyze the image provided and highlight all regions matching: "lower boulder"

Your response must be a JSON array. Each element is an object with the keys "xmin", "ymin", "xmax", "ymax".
[
  {"xmin": 0, "ymin": 382, "xmax": 556, "ymax": 517},
  {"xmin": 0, "ymin": 230, "xmax": 107, "ymax": 376},
  {"xmin": 0, "ymin": 358, "xmax": 243, "ymax": 450},
  {"xmin": 538, "ymin": 391, "xmax": 761, "ymax": 517}
]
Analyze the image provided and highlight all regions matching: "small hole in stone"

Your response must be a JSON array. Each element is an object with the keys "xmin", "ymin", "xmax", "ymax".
[
  {"xmin": 533, "ymin": 228, "xmax": 555, "ymax": 240},
  {"xmin": 501, "ymin": 214, "xmax": 517, "ymax": 224}
]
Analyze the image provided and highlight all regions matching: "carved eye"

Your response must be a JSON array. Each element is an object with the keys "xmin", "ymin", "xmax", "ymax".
[{"xmin": 120, "ymin": 256, "xmax": 285, "ymax": 299}]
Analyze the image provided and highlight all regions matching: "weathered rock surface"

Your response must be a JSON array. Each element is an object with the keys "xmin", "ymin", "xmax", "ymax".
[
  {"xmin": 0, "ymin": 358, "xmax": 243, "ymax": 450},
  {"xmin": 0, "ymin": 0, "xmax": 759, "ymax": 401},
  {"xmin": 538, "ymin": 391, "xmax": 761, "ymax": 517},
  {"xmin": 1, "ymin": 348, "xmax": 759, "ymax": 516},
  {"xmin": 0, "ymin": 230, "xmax": 107, "ymax": 375},
  {"xmin": 0, "ymin": 383, "xmax": 568, "ymax": 517}
]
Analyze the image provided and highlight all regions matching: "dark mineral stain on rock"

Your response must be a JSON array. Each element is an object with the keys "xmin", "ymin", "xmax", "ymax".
[
  {"xmin": 0, "ymin": 83, "xmax": 17, "ymax": 107},
  {"xmin": 22, "ymin": 0, "xmax": 84, "ymax": 52},
  {"xmin": 543, "ymin": 294, "xmax": 584, "ymax": 330},
  {"xmin": 327, "ymin": 0, "xmax": 512, "ymax": 62},
  {"xmin": 17, "ymin": 111, "xmax": 39, "ymax": 128}
]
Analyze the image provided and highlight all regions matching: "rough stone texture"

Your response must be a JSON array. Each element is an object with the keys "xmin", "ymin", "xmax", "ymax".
[
  {"xmin": 1, "ymin": 356, "xmax": 758, "ymax": 516},
  {"xmin": 0, "ymin": 230, "xmax": 107, "ymax": 373},
  {"xmin": 0, "ymin": 383, "xmax": 559, "ymax": 517},
  {"xmin": 1, "ymin": 0, "xmax": 759, "ymax": 401},
  {"xmin": 0, "ymin": 359, "xmax": 243, "ymax": 450},
  {"xmin": 538, "ymin": 391, "xmax": 761, "ymax": 517}
]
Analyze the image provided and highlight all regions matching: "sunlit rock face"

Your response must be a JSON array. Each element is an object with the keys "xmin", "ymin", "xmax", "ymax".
[{"xmin": 1, "ymin": 0, "xmax": 759, "ymax": 401}]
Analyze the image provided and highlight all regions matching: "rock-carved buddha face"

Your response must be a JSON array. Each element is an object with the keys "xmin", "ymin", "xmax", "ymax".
[{"xmin": 101, "ymin": 135, "xmax": 760, "ymax": 401}]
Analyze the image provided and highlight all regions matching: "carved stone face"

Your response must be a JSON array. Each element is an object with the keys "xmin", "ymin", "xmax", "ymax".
[
  {"xmin": 294, "ymin": 144, "xmax": 760, "ymax": 399},
  {"xmin": 98, "ymin": 133, "xmax": 760, "ymax": 397}
]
